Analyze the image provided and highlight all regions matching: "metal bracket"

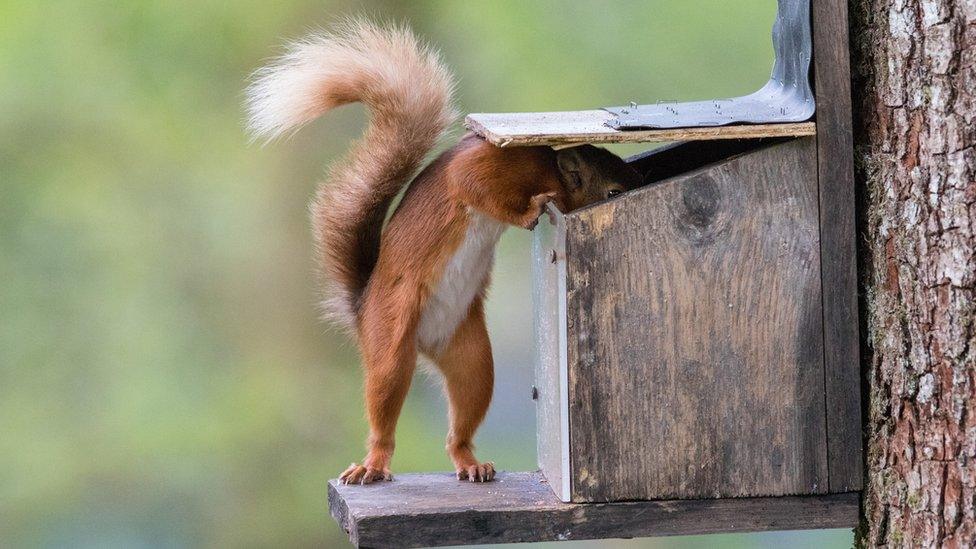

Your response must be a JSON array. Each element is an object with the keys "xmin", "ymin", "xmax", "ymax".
[{"xmin": 604, "ymin": 0, "xmax": 813, "ymax": 130}]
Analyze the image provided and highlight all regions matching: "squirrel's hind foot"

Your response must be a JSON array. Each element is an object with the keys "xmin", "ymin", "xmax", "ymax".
[
  {"xmin": 339, "ymin": 462, "xmax": 393, "ymax": 485},
  {"xmin": 455, "ymin": 461, "xmax": 495, "ymax": 482}
]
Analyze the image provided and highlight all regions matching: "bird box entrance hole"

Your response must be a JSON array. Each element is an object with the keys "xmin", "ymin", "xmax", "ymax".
[{"xmin": 328, "ymin": 1, "xmax": 862, "ymax": 546}]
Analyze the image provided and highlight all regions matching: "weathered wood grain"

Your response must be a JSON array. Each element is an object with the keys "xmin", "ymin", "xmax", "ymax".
[
  {"xmin": 464, "ymin": 110, "xmax": 816, "ymax": 147},
  {"xmin": 564, "ymin": 138, "xmax": 828, "ymax": 502},
  {"xmin": 812, "ymin": 0, "xmax": 863, "ymax": 493},
  {"xmin": 532, "ymin": 205, "xmax": 569, "ymax": 501},
  {"xmin": 327, "ymin": 472, "xmax": 859, "ymax": 548}
]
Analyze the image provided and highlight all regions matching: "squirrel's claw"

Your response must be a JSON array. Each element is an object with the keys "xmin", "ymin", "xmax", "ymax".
[
  {"xmin": 339, "ymin": 462, "xmax": 393, "ymax": 485},
  {"xmin": 521, "ymin": 192, "xmax": 557, "ymax": 230},
  {"xmin": 456, "ymin": 461, "xmax": 496, "ymax": 482}
]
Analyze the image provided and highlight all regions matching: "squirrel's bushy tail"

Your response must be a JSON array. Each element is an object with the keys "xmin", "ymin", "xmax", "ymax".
[{"xmin": 246, "ymin": 20, "xmax": 457, "ymax": 329}]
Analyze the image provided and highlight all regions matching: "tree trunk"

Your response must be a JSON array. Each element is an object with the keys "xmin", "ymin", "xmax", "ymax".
[{"xmin": 850, "ymin": 0, "xmax": 976, "ymax": 546}]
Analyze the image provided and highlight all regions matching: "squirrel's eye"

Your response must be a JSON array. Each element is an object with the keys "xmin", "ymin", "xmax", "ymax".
[{"xmin": 607, "ymin": 189, "xmax": 622, "ymax": 199}]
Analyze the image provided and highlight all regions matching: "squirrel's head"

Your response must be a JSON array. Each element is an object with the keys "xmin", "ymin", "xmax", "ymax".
[{"xmin": 555, "ymin": 145, "xmax": 642, "ymax": 211}]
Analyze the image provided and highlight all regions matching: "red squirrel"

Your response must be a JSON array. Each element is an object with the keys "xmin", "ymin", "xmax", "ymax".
[{"xmin": 246, "ymin": 20, "xmax": 639, "ymax": 484}]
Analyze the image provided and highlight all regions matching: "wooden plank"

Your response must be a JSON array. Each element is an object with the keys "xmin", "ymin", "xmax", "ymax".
[
  {"xmin": 328, "ymin": 471, "xmax": 859, "ymax": 548},
  {"xmin": 464, "ymin": 110, "xmax": 816, "ymax": 147},
  {"xmin": 565, "ymin": 138, "xmax": 828, "ymax": 502},
  {"xmin": 531, "ymin": 205, "xmax": 569, "ymax": 501},
  {"xmin": 812, "ymin": 0, "xmax": 863, "ymax": 493}
]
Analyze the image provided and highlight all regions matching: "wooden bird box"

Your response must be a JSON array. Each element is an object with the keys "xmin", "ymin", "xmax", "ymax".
[{"xmin": 532, "ymin": 136, "xmax": 860, "ymax": 504}]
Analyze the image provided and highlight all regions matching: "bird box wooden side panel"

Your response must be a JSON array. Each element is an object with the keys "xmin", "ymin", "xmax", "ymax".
[
  {"xmin": 563, "ymin": 138, "xmax": 828, "ymax": 502},
  {"xmin": 532, "ymin": 206, "xmax": 570, "ymax": 501}
]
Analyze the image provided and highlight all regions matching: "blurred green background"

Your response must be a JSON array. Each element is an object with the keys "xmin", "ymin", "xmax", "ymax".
[{"xmin": 0, "ymin": 1, "xmax": 853, "ymax": 547}]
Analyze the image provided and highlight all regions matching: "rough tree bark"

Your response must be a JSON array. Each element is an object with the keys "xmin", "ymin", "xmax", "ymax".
[{"xmin": 850, "ymin": 0, "xmax": 976, "ymax": 546}]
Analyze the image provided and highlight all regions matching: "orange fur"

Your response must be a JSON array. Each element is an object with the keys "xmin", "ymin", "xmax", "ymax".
[
  {"xmin": 246, "ymin": 20, "xmax": 640, "ymax": 484},
  {"xmin": 342, "ymin": 135, "xmax": 573, "ymax": 482}
]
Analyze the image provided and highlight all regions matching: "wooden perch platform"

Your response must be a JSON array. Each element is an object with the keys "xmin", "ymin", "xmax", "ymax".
[
  {"xmin": 464, "ymin": 110, "xmax": 816, "ymax": 147},
  {"xmin": 328, "ymin": 472, "xmax": 859, "ymax": 548}
]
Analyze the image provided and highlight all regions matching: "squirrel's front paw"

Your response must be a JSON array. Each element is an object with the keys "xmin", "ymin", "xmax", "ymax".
[{"xmin": 520, "ymin": 192, "xmax": 557, "ymax": 230}]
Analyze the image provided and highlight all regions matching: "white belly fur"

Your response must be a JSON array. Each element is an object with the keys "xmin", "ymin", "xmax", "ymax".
[{"xmin": 417, "ymin": 210, "xmax": 506, "ymax": 354}]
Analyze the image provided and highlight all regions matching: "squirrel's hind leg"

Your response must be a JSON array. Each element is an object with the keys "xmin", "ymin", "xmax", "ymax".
[
  {"xmin": 340, "ymin": 297, "xmax": 419, "ymax": 485},
  {"xmin": 429, "ymin": 296, "xmax": 496, "ymax": 482}
]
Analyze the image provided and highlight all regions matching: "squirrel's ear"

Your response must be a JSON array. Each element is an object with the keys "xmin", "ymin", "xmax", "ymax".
[{"xmin": 556, "ymin": 147, "xmax": 584, "ymax": 188}]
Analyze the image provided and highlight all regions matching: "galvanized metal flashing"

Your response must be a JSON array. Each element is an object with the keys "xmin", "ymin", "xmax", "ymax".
[{"xmin": 604, "ymin": 0, "xmax": 814, "ymax": 130}]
